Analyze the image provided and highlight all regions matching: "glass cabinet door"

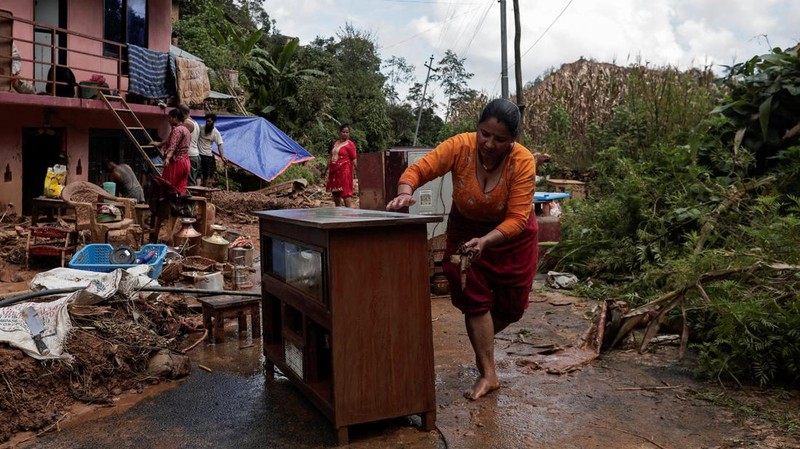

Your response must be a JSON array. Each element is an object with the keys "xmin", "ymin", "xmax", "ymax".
[{"xmin": 269, "ymin": 238, "xmax": 324, "ymax": 302}]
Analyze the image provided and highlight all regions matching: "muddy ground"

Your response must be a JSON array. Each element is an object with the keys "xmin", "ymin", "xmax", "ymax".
[{"xmin": 0, "ymin": 187, "xmax": 798, "ymax": 448}]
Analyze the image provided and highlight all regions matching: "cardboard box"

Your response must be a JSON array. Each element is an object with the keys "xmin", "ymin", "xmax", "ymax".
[{"xmin": 547, "ymin": 179, "xmax": 586, "ymax": 200}]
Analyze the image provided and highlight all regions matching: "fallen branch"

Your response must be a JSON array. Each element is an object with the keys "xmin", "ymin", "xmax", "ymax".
[
  {"xmin": 640, "ymin": 292, "xmax": 685, "ymax": 353},
  {"xmin": 181, "ymin": 329, "xmax": 208, "ymax": 353},
  {"xmin": 496, "ymin": 336, "xmax": 558, "ymax": 349},
  {"xmin": 694, "ymin": 177, "xmax": 775, "ymax": 254},
  {"xmin": 616, "ymin": 385, "xmax": 683, "ymax": 391},
  {"xmin": 610, "ymin": 261, "xmax": 800, "ymax": 356},
  {"xmin": 36, "ymin": 413, "xmax": 69, "ymax": 437}
]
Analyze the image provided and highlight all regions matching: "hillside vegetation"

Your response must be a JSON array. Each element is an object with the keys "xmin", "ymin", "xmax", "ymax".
[{"xmin": 541, "ymin": 48, "xmax": 800, "ymax": 387}]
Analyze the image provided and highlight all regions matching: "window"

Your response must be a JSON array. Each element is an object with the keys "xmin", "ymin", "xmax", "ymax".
[{"xmin": 104, "ymin": 0, "xmax": 149, "ymax": 57}]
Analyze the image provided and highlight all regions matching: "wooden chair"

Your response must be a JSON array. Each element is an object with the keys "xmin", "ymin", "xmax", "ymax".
[
  {"xmin": 60, "ymin": 182, "xmax": 142, "ymax": 244},
  {"xmin": 25, "ymin": 226, "xmax": 77, "ymax": 269}
]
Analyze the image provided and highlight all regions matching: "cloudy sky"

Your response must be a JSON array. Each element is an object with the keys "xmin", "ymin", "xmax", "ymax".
[{"xmin": 269, "ymin": 0, "xmax": 800, "ymax": 108}]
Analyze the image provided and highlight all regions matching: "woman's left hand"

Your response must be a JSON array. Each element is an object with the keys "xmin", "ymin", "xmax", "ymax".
[{"xmin": 462, "ymin": 237, "xmax": 486, "ymax": 259}]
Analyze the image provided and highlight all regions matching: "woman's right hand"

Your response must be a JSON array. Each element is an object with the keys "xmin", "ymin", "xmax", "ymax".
[{"xmin": 386, "ymin": 192, "xmax": 416, "ymax": 210}]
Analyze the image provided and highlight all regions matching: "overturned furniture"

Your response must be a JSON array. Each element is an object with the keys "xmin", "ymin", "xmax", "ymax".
[{"xmin": 60, "ymin": 181, "xmax": 142, "ymax": 245}]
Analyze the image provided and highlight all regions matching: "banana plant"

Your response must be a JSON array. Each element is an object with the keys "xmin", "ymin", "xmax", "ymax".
[
  {"xmin": 242, "ymin": 38, "xmax": 326, "ymax": 117},
  {"xmin": 208, "ymin": 12, "xmax": 264, "ymax": 72}
]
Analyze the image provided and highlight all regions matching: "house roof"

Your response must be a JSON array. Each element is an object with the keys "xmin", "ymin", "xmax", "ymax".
[
  {"xmin": 208, "ymin": 91, "xmax": 235, "ymax": 100},
  {"xmin": 170, "ymin": 45, "xmax": 203, "ymax": 62}
]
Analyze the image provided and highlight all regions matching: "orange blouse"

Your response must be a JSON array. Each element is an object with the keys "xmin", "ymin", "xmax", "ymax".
[{"xmin": 399, "ymin": 132, "xmax": 536, "ymax": 239}]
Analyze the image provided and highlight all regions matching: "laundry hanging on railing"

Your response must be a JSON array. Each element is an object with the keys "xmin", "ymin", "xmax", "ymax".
[
  {"xmin": 127, "ymin": 44, "xmax": 177, "ymax": 99},
  {"xmin": 175, "ymin": 56, "xmax": 210, "ymax": 107}
]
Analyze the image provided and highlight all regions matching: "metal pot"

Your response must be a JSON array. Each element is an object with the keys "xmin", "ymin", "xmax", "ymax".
[
  {"xmin": 174, "ymin": 217, "xmax": 202, "ymax": 256},
  {"xmin": 199, "ymin": 224, "xmax": 229, "ymax": 263},
  {"xmin": 228, "ymin": 247, "xmax": 253, "ymax": 267},
  {"xmin": 197, "ymin": 271, "xmax": 224, "ymax": 290}
]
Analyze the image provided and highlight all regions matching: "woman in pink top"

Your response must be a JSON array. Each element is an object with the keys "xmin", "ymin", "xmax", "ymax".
[
  {"xmin": 158, "ymin": 108, "xmax": 192, "ymax": 195},
  {"xmin": 149, "ymin": 108, "xmax": 192, "ymax": 244},
  {"xmin": 387, "ymin": 99, "xmax": 538, "ymax": 401}
]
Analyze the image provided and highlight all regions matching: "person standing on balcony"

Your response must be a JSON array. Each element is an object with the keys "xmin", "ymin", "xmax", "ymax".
[
  {"xmin": 179, "ymin": 104, "xmax": 201, "ymax": 186},
  {"xmin": 198, "ymin": 112, "xmax": 226, "ymax": 187}
]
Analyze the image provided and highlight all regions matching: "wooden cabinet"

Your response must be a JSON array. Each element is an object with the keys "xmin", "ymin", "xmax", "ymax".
[{"xmin": 255, "ymin": 207, "xmax": 441, "ymax": 445}]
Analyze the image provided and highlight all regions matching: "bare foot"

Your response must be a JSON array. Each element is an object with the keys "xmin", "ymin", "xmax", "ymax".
[{"xmin": 463, "ymin": 376, "xmax": 500, "ymax": 401}]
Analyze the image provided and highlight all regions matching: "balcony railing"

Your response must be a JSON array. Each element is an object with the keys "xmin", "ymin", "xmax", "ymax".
[{"xmin": 0, "ymin": 12, "xmax": 128, "ymax": 98}]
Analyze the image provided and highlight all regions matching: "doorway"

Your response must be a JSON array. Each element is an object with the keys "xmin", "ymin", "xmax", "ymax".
[{"xmin": 22, "ymin": 127, "xmax": 65, "ymax": 214}]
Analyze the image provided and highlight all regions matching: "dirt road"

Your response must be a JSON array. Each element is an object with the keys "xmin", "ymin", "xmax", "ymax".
[{"xmin": 6, "ymin": 288, "xmax": 799, "ymax": 448}]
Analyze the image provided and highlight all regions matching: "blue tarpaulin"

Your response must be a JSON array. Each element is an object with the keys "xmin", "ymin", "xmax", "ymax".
[{"xmin": 194, "ymin": 115, "xmax": 314, "ymax": 182}]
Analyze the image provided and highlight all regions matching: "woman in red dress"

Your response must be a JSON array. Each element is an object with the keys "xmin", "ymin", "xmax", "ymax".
[
  {"xmin": 150, "ymin": 108, "xmax": 192, "ymax": 244},
  {"xmin": 158, "ymin": 108, "xmax": 192, "ymax": 195},
  {"xmin": 325, "ymin": 124, "xmax": 358, "ymax": 207}
]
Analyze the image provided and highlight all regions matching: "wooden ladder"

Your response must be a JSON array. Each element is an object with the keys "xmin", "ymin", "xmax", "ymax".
[{"xmin": 98, "ymin": 91, "xmax": 161, "ymax": 174}]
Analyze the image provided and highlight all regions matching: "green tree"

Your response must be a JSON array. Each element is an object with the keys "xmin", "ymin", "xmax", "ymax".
[
  {"xmin": 386, "ymin": 103, "xmax": 416, "ymax": 146},
  {"xmin": 324, "ymin": 24, "xmax": 392, "ymax": 152},
  {"xmin": 704, "ymin": 47, "xmax": 800, "ymax": 195},
  {"xmin": 432, "ymin": 50, "xmax": 474, "ymax": 122},
  {"xmin": 173, "ymin": 1, "xmax": 244, "ymax": 75},
  {"xmin": 243, "ymin": 38, "xmax": 326, "ymax": 133},
  {"xmin": 382, "ymin": 56, "xmax": 416, "ymax": 105}
]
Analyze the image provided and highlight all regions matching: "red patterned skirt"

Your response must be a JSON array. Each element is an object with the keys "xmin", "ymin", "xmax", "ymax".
[
  {"xmin": 161, "ymin": 157, "xmax": 191, "ymax": 195},
  {"xmin": 325, "ymin": 159, "xmax": 354, "ymax": 198},
  {"xmin": 442, "ymin": 207, "xmax": 539, "ymax": 323}
]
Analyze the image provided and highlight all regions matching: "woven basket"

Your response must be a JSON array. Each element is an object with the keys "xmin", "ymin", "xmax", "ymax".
[{"xmin": 159, "ymin": 261, "xmax": 183, "ymax": 284}]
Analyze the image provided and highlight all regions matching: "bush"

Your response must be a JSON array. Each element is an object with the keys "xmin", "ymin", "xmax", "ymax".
[{"xmin": 270, "ymin": 161, "xmax": 323, "ymax": 185}]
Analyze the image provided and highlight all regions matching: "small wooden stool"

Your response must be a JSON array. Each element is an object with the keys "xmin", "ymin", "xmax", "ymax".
[{"xmin": 198, "ymin": 296, "xmax": 261, "ymax": 343}]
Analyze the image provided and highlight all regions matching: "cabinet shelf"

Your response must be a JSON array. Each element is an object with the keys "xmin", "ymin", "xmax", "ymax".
[{"xmin": 256, "ymin": 207, "xmax": 440, "ymax": 445}]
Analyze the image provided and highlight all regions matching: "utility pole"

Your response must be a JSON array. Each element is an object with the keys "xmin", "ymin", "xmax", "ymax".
[
  {"xmin": 513, "ymin": 0, "xmax": 525, "ymax": 120},
  {"xmin": 500, "ymin": 0, "xmax": 509, "ymax": 99},
  {"xmin": 413, "ymin": 55, "xmax": 437, "ymax": 147}
]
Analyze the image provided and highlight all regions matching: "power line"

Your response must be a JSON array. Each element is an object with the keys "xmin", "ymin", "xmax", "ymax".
[
  {"xmin": 520, "ymin": 0, "xmax": 575, "ymax": 59},
  {"xmin": 378, "ymin": 0, "xmax": 487, "ymax": 4},
  {"xmin": 382, "ymin": 4, "xmax": 487, "ymax": 50},
  {"xmin": 440, "ymin": 1, "xmax": 488, "ymax": 56},
  {"xmin": 459, "ymin": 2, "xmax": 495, "ymax": 58},
  {"xmin": 436, "ymin": 0, "xmax": 459, "ymax": 50},
  {"xmin": 491, "ymin": 0, "xmax": 574, "ymax": 93}
]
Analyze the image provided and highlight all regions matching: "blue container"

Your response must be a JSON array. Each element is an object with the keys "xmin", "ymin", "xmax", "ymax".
[
  {"xmin": 533, "ymin": 191, "xmax": 571, "ymax": 203},
  {"xmin": 69, "ymin": 244, "xmax": 168, "ymax": 280}
]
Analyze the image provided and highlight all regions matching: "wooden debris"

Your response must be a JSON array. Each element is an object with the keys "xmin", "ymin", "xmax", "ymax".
[
  {"xmin": 615, "ymin": 385, "xmax": 683, "ymax": 391},
  {"xmin": 257, "ymin": 178, "xmax": 308, "ymax": 196}
]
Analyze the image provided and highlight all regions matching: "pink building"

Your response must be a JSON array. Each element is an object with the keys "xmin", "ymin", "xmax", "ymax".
[{"xmin": 0, "ymin": 0, "xmax": 190, "ymax": 217}]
